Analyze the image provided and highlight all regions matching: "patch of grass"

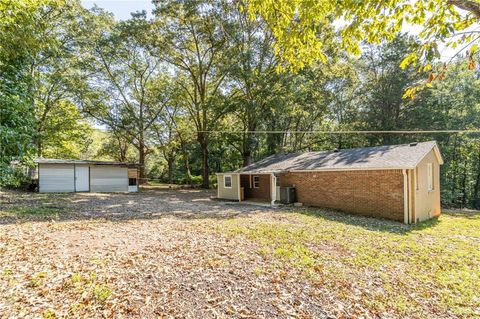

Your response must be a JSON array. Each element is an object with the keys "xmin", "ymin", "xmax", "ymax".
[
  {"xmin": 29, "ymin": 271, "xmax": 48, "ymax": 288},
  {"xmin": 218, "ymin": 209, "xmax": 480, "ymax": 317},
  {"xmin": 68, "ymin": 303, "xmax": 84, "ymax": 315},
  {"xmin": 93, "ymin": 283, "xmax": 112, "ymax": 302},
  {"xmin": 0, "ymin": 205, "xmax": 66, "ymax": 219},
  {"xmin": 43, "ymin": 309, "xmax": 57, "ymax": 319},
  {"xmin": 69, "ymin": 272, "xmax": 113, "ymax": 303},
  {"xmin": 2, "ymin": 269, "xmax": 13, "ymax": 277}
]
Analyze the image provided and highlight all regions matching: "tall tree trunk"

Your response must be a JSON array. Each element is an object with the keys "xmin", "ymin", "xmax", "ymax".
[
  {"xmin": 472, "ymin": 147, "xmax": 480, "ymax": 209},
  {"xmin": 138, "ymin": 147, "xmax": 146, "ymax": 185},
  {"xmin": 197, "ymin": 132, "xmax": 209, "ymax": 188},
  {"xmin": 37, "ymin": 136, "xmax": 43, "ymax": 158},
  {"xmin": 243, "ymin": 150, "xmax": 252, "ymax": 167},
  {"xmin": 138, "ymin": 133, "xmax": 146, "ymax": 185},
  {"xmin": 451, "ymin": 135, "xmax": 459, "ymax": 203},
  {"xmin": 167, "ymin": 156, "xmax": 174, "ymax": 184},
  {"xmin": 184, "ymin": 154, "xmax": 192, "ymax": 185},
  {"xmin": 461, "ymin": 162, "xmax": 468, "ymax": 208},
  {"xmin": 242, "ymin": 132, "xmax": 253, "ymax": 167},
  {"xmin": 180, "ymin": 139, "xmax": 192, "ymax": 184}
]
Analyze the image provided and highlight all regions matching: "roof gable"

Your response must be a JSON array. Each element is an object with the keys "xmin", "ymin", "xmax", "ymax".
[{"xmin": 237, "ymin": 141, "xmax": 441, "ymax": 173}]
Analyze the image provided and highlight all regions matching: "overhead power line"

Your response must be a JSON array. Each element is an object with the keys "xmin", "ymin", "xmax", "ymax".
[{"xmin": 197, "ymin": 129, "xmax": 480, "ymax": 134}]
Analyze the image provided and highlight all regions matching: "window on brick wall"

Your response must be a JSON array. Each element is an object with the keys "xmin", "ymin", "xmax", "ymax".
[
  {"xmin": 253, "ymin": 176, "xmax": 260, "ymax": 188},
  {"xmin": 427, "ymin": 163, "xmax": 433, "ymax": 191}
]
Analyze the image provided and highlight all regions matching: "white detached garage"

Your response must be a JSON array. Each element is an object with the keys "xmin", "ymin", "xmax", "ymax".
[{"xmin": 35, "ymin": 159, "xmax": 139, "ymax": 193}]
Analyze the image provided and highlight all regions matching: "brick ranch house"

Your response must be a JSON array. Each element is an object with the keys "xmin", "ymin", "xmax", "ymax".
[{"xmin": 216, "ymin": 141, "xmax": 443, "ymax": 224}]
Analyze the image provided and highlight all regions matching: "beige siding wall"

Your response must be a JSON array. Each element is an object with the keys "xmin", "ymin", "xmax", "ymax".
[
  {"xmin": 39, "ymin": 164, "xmax": 75, "ymax": 193},
  {"xmin": 128, "ymin": 169, "xmax": 138, "ymax": 179},
  {"xmin": 90, "ymin": 166, "xmax": 128, "ymax": 192},
  {"xmin": 413, "ymin": 150, "xmax": 441, "ymax": 222},
  {"xmin": 217, "ymin": 173, "xmax": 240, "ymax": 200}
]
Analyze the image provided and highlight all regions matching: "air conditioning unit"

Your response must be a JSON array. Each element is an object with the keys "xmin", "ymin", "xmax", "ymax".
[{"xmin": 280, "ymin": 187, "xmax": 296, "ymax": 204}]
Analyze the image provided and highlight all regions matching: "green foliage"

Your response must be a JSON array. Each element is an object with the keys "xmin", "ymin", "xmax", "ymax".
[
  {"xmin": 0, "ymin": 0, "xmax": 94, "ymax": 185},
  {"xmin": 247, "ymin": 0, "xmax": 480, "ymax": 72},
  {"xmin": 0, "ymin": 0, "xmax": 46, "ymax": 185},
  {"xmin": 39, "ymin": 101, "xmax": 94, "ymax": 159}
]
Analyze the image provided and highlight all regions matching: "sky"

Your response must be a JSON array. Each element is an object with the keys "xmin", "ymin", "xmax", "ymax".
[{"xmin": 81, "ymin": 0, "xmax": 154, "ymax": 20}]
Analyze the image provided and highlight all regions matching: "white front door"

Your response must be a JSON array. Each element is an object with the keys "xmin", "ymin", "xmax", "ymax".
[{"xmin": 75, "ymin": 166, "xmax": 89, "ymax": 192}]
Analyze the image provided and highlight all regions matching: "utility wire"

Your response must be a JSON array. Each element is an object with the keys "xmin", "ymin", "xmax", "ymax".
[{"xmin": 197, "ymin": 129, "xmax": 480, "ymax": 134}]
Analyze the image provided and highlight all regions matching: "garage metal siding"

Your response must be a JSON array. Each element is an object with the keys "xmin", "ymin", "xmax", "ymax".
[
  {"xmin": 90, "ymin": 166, "xmax": 128, "ymax": 192},
  {"xmin": 39, "ymin": 164, "xmax": 75, "ymax": 193}
]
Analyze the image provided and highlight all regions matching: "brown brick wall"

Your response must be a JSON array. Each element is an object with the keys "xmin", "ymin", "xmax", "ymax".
[
  {"xmin": 279, "ymin": 170, "xmax": 404, "ymax": 221},
  {"xmin": 240, "ymin": 174, "xmax": 271, "ymax": 201}
]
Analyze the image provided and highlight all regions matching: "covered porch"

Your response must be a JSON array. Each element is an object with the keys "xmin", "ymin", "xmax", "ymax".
[
  {"xmin": 239, "ymin": 173, "xmax": 279, "ymax": 205},
  {"xmin": 216, "ymin": 172, "xmax": 280, "ymax": 205}
]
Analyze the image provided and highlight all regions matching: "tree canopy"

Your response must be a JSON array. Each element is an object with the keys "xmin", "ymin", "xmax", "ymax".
[{"xmin": 247, "ymin": 0, "xmax": 480, "ymax": 73}]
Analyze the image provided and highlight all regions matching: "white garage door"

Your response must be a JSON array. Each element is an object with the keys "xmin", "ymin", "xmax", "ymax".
[
  {"xmin": 39, "ymin": 164, "xmax": 75, "ymax": 193},
  {"xmin": 90, "ymin": 166, "xmax": 128, "ymax": 192}
]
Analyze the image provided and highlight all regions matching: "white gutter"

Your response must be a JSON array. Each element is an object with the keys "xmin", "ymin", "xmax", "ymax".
[{"xmin": 403, "ymin": 169, "xmax": 409, "ymax": 224}]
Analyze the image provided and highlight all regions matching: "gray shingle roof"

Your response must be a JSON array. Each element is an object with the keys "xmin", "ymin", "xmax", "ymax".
[
  {"xmin": 35, "ymin": 158, "xmax": 139, "ymax": 167},
  {"xmin": 236, "ymin": 141, "xmax": 441, "ymax": 173}
]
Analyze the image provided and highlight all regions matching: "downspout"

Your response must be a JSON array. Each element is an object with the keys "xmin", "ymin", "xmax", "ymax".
[
  {"xmin": 403, "ymin": 169, "xmax": 409, "ymax": 224},
  {"xmin": 408, "ymin": 169, "xmax": 413, "ymax": 224}
]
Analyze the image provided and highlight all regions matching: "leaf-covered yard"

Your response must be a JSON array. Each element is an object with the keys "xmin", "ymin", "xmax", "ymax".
[{"xmin": 0, "ymin": 189, "xmax": 479, "ymax": 318}]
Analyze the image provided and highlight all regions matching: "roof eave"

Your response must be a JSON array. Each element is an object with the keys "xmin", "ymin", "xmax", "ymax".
[{"xmin": 229, "ymin": 166, "xmax": 415, "ymax": 175}]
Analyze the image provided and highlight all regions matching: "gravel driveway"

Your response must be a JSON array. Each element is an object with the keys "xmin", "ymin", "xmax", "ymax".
[
  {"xmin": 0, "ymin": 188, "xmax": 272, "ymax": 223},
  {"xmin": 1, "ymin": 189, "xmax": 327, "ymax": 319}
]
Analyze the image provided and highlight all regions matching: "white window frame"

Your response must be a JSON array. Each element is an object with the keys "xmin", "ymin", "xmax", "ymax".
[
  {"xmin": 224, "ymin": 175, "xmax": 232, "ymax": 188},
  {"xmin": 253, "ymin": 176, "xmax": 260, "ymax": 188},
  {"xmin": 427, "ymin": 163, "xmax": 433, "ymax": 192}
]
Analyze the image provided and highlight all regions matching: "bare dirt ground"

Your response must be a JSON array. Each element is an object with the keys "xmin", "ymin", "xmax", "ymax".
[{"xmin": 1, "ymin": 189, "xmax": 479, "ymax": 318}]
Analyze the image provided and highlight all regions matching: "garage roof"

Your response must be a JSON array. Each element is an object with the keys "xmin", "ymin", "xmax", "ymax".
[
  {"xmin": 35, "ymin": 158, "xmax": 139, "ymax": 168},
  {"xmin": 235, "ymin": 141, "xmax": 442, "ymax": 174}
]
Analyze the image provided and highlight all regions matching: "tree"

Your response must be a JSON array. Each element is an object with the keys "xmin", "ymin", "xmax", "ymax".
[
  {"xmin": 76, "ymin": 11, "xmax": 170, "ymax": 182},
  {"xmin": 29, "ymin": 2, "xmax": 100, "ymax": 158},
  {"xmin": 0, "ymin": 0, "xmax": 66, "ymax": 185},
  {"xmin": 223, "ymin": 2, "xmax": 281, "ymax": 166},
  {"xmin": 96, "ymin": 129, "xmax": 135, "ymax": 162},
  {"xmin": 38, "ymin": 100, "xmax": 93, "ymax": 158},
  {"xmin": 355, "ymin": 35, "xmax": 424, "ymax": 145},
  {"xmin": 247, "ymin": 0, "xmax": 480, "ymax": 73},
  {"xmin": 153, "ymin": 0, "xmax": 232, "ymax": 188}
]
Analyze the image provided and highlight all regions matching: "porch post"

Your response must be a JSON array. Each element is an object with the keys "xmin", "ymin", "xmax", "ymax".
[
  {"xmin": 271, "ymin": 173, "xmax": 276, "ymax": 206},
  {"xmin": 237, "ymin": 173, "xmax": 242, "ymax": 202}
]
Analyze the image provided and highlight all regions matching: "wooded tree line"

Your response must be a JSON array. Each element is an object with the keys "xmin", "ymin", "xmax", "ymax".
[{"xmin": 1, "ymin": 0, "xmax": 479, "ymax": 208}]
